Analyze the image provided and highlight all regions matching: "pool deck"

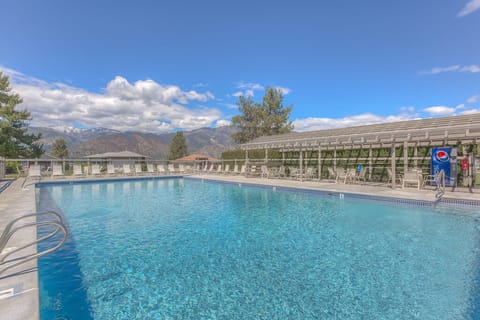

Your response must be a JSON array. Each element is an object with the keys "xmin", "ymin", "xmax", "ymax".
[
  {"xmin": 0, "ymin": 179, "xmax": 38, "ymax": 320},
  {"xmin": 0, "ymin": 173, "xmax": 479, "ymax": 320}
]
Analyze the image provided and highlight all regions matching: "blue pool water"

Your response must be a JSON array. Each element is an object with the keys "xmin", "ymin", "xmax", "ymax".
[{"xmin": 37, "ymin": 178, "xmax": 480, "ymax": 319}]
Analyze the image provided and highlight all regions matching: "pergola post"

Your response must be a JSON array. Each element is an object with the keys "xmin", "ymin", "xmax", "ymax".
[
  {"xmin": 403, "ymin": 141, "xmax": 408, "ymax": 174},
  {"xmin": 414, "ymin": 143, "xmax": 418, "ymax": 168},
  {"xmin": 265, "ymin": 148, "xmax": 268, "ymax": 164},
  {"xmin": 318, "ymin": 145, "xmax": 322, "ymax": 180},
  {"xmin": 391, "ymin": 143, "xmax": 396, "ymax": 189},
  {"xmin": 368, "ymin": 146, "xmax": 373, "ymax": 180},
  {"xmin": 245, "ymin": 149, "xmax": 249, "ymax": 177},
  {"xmin": 299, "ymin": 147, "xmax": 303, "ymax": 182},
  {"xmin": 282, "ymin": 149, "xmax": 285, "ymax": 166},
  {"xmin": 333, "ymin": 147, "xmax": 337, "ymax": 171}
]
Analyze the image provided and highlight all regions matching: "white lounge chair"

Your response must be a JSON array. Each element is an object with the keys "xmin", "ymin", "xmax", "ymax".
[
  {"xmin": 28, "ymin": 164, "xmax": 41, "ymax": 179},
  {"xmin": 157, "ymin": 165, "xmax": 166, "ymax": 175},
  {"xmin": 223, "ymin": 164, "xmax": 230, "ymax": 174},
  {"xmin": 147, "ymin": 163, "xmax": 155, "ymax": 175},
  {"xmin": 240, "ymin": 165, "xmax": 246, "ymax": 175},
  {"xmin": 135, "ymin": 164, "xmax": 143, "ymax": 175},
  {"xmin": 123, "ymin": 164, "xmax": 132, "ymax": 176},
  {"xmin": 216, "ymin": 165, "xmax": 222, "ymax": 174},
  {"xmin": 208, "ymin": 164, "xmax": 215, "ymax": 174},
  {"xmin": 232, "ymin": 164, "xmax": 239, "ymax": 174},
  {"xmin": 73, "ymin": 164, "xmax": 84, "ymax": 177},
  {"xmin": 107, "ymin": 164, "xmax": 116, "ymax": 175},
  {"xmin": 166, "ymin": 164, "xmax": 174, "ymax": 174},
  {"xmin": 52, "ymin": 164, "xmax": 64, "ymax": 178},
  {"xmin": 179, "ymin": 164, "xmax": 186, "ymax": 174},
  {"xmin": 91, "ymin": 164, "xmax": 102, "ymax": 176}
]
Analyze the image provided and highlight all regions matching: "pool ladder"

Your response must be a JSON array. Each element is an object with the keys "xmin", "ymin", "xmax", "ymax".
[{"xmin": 0, "ymin": 211, "xmax": 68, "ymax": 276}]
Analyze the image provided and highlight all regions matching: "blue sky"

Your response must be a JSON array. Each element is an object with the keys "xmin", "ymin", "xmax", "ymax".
[{"xmin": 1, "ymin": 0, "xmax": 479, "ymax": 132}]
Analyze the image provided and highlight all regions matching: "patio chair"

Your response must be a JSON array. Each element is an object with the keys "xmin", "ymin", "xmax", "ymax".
[
  {"xmin": 168, "ymin": 164, "xmax": 176, "ymax": 174},
  {"xmin": 335, "ymin": 167, "xmax": 346, "ymax": 183},
  {"xmin": 304, "ymin": 167, "xmax": 315, "ymax": 180},
  {"xmin": 216, "ymin": 165, "xmax": 222, "ymax": 174},
  {"xmin": 52, "ymin": 164, "xmax": 64, "ymax": 178},
  {"xmin": 401, "ymin": 170, "xmax": 422, "ymax": 189},
  {"xmin": 240, "ymin": 165, "xmax": 246, "ymax": 175},
  {"xmin": 354, "ymin": 167, "xmax": 367, "ymax": 184},
  {"xmin": 123, "ymin": 164, "xmax": 132, "ymax": 176},
  {"xmin": 135, "ymin": 164, "xmax": 143, "ymax": 175},
  {"xmin": 91, "ymin": 164, "xmax": 102, "ymax": 176},
  {"xmin": 289, "ymin": 167, "xmax": 300, "ymax": 180},
  {"xmin": 73, "ymin": 164, "xmax": 84, "ymax": 177},
  {"xmin": 260, "ymin": 165, "xmax": 270, "ymax": 178},
  {"xmin": 327, "ymin": 167, "xmax": 337, "ymax": 180},
  {"xmin": 272, "ymin": 166, "xmax": 286, "ymax": 178}
]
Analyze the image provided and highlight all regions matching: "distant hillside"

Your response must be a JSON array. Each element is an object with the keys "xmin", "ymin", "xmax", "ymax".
[{"xmin": 30, "ymin": 126, "xmax": 238, "ymax": 159}]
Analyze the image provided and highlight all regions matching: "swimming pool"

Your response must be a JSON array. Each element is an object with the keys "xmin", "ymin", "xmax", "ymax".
[{"xmin": 37, "ymin": 178, "xmax": 480, "ymax": 319}]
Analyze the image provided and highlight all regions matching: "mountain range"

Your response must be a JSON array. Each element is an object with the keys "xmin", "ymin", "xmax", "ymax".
[{"xmin": 29, "ymin": 126, "xmax": 238, "ymax": 159}]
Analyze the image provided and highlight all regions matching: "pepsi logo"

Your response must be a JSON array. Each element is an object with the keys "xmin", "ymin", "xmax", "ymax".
[{"xmin": 435, "ymin": 150, "xmax": 449, "ymax": 162}]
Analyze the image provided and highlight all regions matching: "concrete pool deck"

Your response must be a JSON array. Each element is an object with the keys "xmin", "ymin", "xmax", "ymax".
[
  {"xmin": 0, "ymin": 174, "xmax": 479, "ymax": 319},
  {"xmin": 0, "ymin": 179, "xmax": 38, "ymax": 320}
]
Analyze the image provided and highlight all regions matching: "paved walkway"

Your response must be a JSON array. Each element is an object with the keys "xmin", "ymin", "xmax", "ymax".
[
  {"xmin": 190, "ymin": 174, "xmax": 480, "ymax": 203},
  {"xmin": 0, "ymin": 179, "xmax": 38, "ymax": 320}
]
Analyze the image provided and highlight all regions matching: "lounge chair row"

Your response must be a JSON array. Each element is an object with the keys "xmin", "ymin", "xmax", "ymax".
[
  {"xmin": 27, "ymin": 163, "xmax": 192, "ymax": 179},
  {"xmin": 327, "ymin": 167, "xmax": 367, "ymax": 184},
  {"xmin": 199, "ymin": 164, "xmax": 247, "ymax": 175}
]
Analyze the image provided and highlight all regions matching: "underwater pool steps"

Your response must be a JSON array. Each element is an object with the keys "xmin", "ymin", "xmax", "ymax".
[{"xmin": 0, "ymin": 211, "xmax": 68, "ymax": 276}]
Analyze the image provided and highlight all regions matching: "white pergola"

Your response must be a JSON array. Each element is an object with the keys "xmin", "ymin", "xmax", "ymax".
[{"xmin": 241, "ymin": 113, "xmax": 480, "ymax": 187}]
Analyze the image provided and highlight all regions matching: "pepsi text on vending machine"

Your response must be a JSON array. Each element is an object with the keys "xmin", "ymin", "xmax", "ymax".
[{"xmin": 431, "ymin": 147, "xmax": 452, "ymax": 186}]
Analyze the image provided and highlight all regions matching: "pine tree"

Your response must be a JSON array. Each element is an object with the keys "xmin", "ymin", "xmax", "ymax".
[
  {"xmin": 168, "ymin": 131, "xmax": 188, "ymax": 160},
  {"xmin": 0, "ymin": 72, "xmax": 43, "ymax": 158},
  {"xmin": 231, "ymin": 87, "xmax": 293, "ymax": 144},
  {"xmin": 51, "ymin": 138, "xmax": 69, "ymax": 159}
]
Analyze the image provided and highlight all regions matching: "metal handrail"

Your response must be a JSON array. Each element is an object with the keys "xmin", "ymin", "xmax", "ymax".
[
  {"xmin": 0, "ymin": 211, "xmax": 63, "ymax": 251},
  {"xmin": 435, "ymin": 170, "xmax": 446, "ymax": 199},
  {"xmin": 0, "ymin": 211, "xmax": 68, "ymax": 275}
]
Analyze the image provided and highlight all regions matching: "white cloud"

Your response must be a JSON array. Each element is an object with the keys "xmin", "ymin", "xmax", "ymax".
[
  {"xmin": 461, "ymin": 65, "xmax": 480, "ymax": 73},
  {"xmin": 467, "ymin": 95, "xmax": 480, "ymax": 104},
  {"xmin": 232, "ymin": 82, "xmax": 291, "ymax": 98},
  {"xmin": 1, "ymin": 67, "xmax": 222, "ymax": 132},
  {"xmin": 420, "ymin": 64, "xmax": 480, "ymax": 75},
  {"xmin": 216, "ymin": 119, "xmax": 231, "ymax": 127},
  {"xmin": 460, "ymin": 109, "xmax": 480, "ymax": 115},
  {"xmin": 238, "ymin": 82, "xmax": 264, "ymax": 91},
  {"xmin": 274, "ymin": 86, "xmax": 291, "ymax": 95},
  {"xmin": 458, "ymin": 0, "xmax": 480, "ymax": 17},
  {"xmin": 422, "ymin": 106, "xmax": 456, "ymax": 115},
  {"xmin": 292, "ymin": 112, "xmax": 419, "ymax": 132}
]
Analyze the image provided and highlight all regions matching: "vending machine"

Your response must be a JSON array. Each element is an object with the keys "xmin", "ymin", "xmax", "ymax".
[{"xmin": 431, "ymin": 147, "xmax": 455, "ymax": 186}]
